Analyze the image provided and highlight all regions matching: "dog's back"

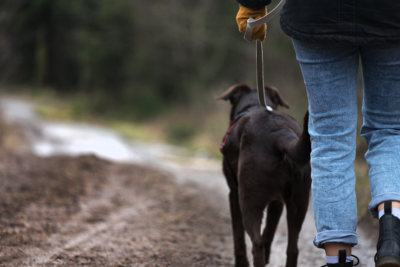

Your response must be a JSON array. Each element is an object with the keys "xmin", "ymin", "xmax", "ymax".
[{"xmin": 228, "ymin": 106, "xmax": 310, "ymax": 199}]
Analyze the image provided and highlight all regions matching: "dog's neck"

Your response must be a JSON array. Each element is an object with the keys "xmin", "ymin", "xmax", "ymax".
[{"xmin": 231, "ymin": 104, "xmax": 259, "ymax": 123}]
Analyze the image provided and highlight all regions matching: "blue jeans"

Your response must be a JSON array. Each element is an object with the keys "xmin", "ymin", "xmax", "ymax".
[{"xmin": 292, "ymin": 39, "xmax": 400, "ymax": 249}]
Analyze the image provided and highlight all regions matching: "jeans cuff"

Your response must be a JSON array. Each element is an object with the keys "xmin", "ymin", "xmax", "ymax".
[
  {"xmin": 313, "ymin": 230, "xmax": 358, "ymax": 249},
  {"xmin": 369, "ymin": 193, "xmax": 400, "ymax": 219}
]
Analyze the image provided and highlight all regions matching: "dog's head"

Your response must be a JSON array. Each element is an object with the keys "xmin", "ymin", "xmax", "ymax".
[{"xmin": 216, "ymin": 84, "xmax": 289, "ymax": 122}]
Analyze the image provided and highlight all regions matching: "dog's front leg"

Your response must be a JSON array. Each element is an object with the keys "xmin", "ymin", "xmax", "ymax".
[{"xmin": 229, "ymin": 190, "xmax": 249, "ymax": 267}]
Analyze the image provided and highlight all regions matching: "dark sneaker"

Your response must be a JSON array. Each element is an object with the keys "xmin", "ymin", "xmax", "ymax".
[
  {"xmin": 321, "ymin": 250, "xmax": 359, "ymax": 267},
  {"xmin": 375, "ymin": 201, "xmax": 400, "ymax": 267}
]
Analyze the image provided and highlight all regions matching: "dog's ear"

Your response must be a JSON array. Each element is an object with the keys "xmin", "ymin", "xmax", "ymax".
[
  {"xmin": 216, "ymin": 84, "xmax": 252, "ymax": 103},
  {"xmin": 264, "ymin": 86, "xmax": 290, "ymax": 109}
]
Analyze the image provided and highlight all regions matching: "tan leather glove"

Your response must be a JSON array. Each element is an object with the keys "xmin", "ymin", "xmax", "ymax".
[{"xmin": 236, "ymin": 4, "xmax": 267, "ymax": 42}]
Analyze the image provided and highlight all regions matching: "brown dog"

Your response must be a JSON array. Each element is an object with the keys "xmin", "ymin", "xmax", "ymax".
[{"xmin": 217, "ymin": 84, "xmax": 311, "ymax": 267}]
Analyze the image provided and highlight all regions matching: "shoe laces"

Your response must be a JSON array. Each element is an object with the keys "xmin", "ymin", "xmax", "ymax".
[{"xmin": 320, "ymin": 254, "xmax": 360, "ymax": 267}]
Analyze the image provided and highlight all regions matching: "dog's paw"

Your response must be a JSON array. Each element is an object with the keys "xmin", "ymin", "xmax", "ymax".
[
  {"xmin": 264, "ymin": 249, "xmax": 271, "ymax": 265},
  {"xmin": 235, "ymin": 255, "xmax": 249, "ymax": 267}
]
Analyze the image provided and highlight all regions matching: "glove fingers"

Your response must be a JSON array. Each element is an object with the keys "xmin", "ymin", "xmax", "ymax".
[
  {"xmin": 252, "ymin": 24, "xmax": 267, "ymax": 42},
  {"xmin": 240, "ymin": 5, "xmax": 267, "ymax": 17},
  {"xmin": 237, "ymin": 17, "xmax": 247, "ymax": 33},
  {"xmin": 236, "ymin": 5, "xmax": 267, "ymax": 41},
  {"xmin": 236, "ymin": 8, "xmax": 250, "ymax": 33}
]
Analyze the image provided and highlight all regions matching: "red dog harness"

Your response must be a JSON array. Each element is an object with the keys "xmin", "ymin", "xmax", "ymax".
[
  {"xmin": 219, "ymin": 111, "xmax": 249, "ymax": 155},
  {"xmin": 219, "ymin": 111, "xmax": 249, "ymax": 184}
]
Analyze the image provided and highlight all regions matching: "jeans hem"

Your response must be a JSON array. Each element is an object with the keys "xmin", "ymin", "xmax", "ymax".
[
  {"xmin": 369, "ymin": 193, "xmax": 400, "ymax": 219},
  {"xmin": 313, "ymin": 230, "xmax": 358, "ymax": 249}
]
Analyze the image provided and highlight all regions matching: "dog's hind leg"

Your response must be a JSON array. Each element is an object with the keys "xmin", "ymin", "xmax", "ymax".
[
  {"xmin": 241, "ymin": 205, "xmax": 265, "ymax": 267},
  {"xmin": 262, "ymin": 200, "xmax": 284, "ymax": 265},
  {"xmin": 229, "ymin": 189, "xmax": 249, "ymax": 267},
  {"xmin": 285, "ymin": 193, "xmax": 309, "ymax": 267},
  {"xmin": 238, "ymin": 153, "xmax": 269, "ymax": 267}
]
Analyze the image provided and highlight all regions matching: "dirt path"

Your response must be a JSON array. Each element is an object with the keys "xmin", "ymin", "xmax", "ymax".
[
  {"xmin": 0, "ymin": 154, "xmax": 237, "ymax": 266},
  {"xmin": 0, "ymin": 97, "xmax": 378, "ymax": 266}
]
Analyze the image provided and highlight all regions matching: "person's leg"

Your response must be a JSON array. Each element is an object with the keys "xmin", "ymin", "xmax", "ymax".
[
  {"xmin": 292, "ymin": 39, "xmax": 359, "ymax": 255},
  {"xmin": 360, "ymin": 44, "xmax": 400, "ymax": 267},
  {"xmin": 360, "ymin": 44, "xmax": 400, "ymax": 216}
]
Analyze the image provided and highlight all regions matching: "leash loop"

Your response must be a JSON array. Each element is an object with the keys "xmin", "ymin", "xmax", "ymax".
[
  {"xmin": 244, "ymin": 0, "xmax": 286, "ymax": 43},
  {"xmin": 243, "ymin": 0, "xmax": 286, "ymax": 112}
]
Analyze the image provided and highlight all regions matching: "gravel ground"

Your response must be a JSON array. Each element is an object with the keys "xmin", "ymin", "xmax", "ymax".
[{"xmin": 0, "ymin": 153, "xmax": 237, "ymax": 266}]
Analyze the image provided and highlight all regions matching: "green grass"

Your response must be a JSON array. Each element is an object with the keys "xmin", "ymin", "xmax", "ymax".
[
  {"xmin": 6, "ymin": 86, "xmax": 228, "ymax": 159},
  {"xmin": 35, "ymin": 104, "xmax": 75, "ymax": 121},
  {"xmin": 107, "ymin": 121, "xmax": 159, "ymax": 142}
]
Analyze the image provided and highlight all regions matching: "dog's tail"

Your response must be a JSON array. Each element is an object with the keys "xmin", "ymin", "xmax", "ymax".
[{"xmin": 284, "ymin": 110, "xmax": 311, "ymax": 166}]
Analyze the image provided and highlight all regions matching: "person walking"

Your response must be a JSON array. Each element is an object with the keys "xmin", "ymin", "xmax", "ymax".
[{"xmin": 235, "ymin": 1, "xmax": 400, "ymax": 266}]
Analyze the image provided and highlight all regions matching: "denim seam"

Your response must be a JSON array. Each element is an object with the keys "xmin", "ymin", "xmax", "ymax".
[{"xmin": 313, "ymin": 230, "xmax": 358, "ymax": 249}]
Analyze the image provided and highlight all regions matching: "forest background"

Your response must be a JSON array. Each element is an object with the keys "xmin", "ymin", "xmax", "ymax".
[{"xmin": 0, "ymin": 0, "xmax": 372, "ymax": 222}]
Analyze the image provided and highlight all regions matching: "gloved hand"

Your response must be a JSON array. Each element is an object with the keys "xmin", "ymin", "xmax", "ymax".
[{"xmin": 236, "ymin": 4, "xmax": 267, "ymax": 42}]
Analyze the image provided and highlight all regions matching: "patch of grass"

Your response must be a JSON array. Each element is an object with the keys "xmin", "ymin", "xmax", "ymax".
[
  {"xmin": 70, "ymin": 97, "xmax": 92, "ymax": 120},
  {"xmin": 0, "ymin": 86, "xmax": 238, "ymax": 159},
  {"xmin": 166, "ymin": 123, "xmax": 197, "ymax": 144},
  {"xmin": 108, "ymin": 121, "xmax": 159, "ymax": 142},
  {"xmin": 35, "ymin": 105, "xmax": 75, "ymax": 121},
  {"xmin": 185, "ymin": 112, "xmax": 228, "ymax": 159},
  {"xmin": 187, "ymin": 133, "xmax": 222, "ymax": 160}
]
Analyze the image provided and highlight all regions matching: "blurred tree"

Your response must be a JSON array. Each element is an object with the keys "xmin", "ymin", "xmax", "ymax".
[
  {"xmin": 0, "ymin": 0, "xmax": 303, "ymax": 119},
  {"xmin": 0, "ymin": 0, "xmax": 134, "ymax": 89}
]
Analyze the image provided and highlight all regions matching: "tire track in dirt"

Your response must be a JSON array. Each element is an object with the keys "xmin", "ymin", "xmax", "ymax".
[
  {"xmin": 0, "ymin": 156, "xmax": 236, "ymax": 267},
  {"xmin": 19, "ymin": 172, "xmax": 150, "ymax": 266}
]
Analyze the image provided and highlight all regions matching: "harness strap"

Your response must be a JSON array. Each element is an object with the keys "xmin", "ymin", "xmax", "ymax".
[
  {"xmin": 219, "ymin": 111, "xmax": 249, "ymax": 155},
  {"xmin": 243, "ymin": 0, "xmax": 286, "ymax": 112},
  {"xmin": 219, "ymin": 122, "xmax": 236, "ymax": 154},
  {"xmin": 220, "ymin": 111, "xmax": 249, "ymax": 186}
]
